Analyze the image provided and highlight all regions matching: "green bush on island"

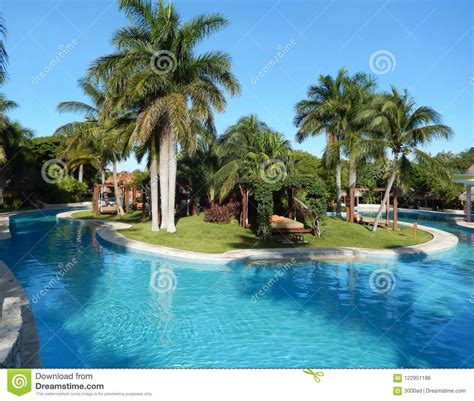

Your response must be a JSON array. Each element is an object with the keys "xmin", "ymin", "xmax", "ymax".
[{"xmin": 38, "ymin": 176, "xmax": 88, "ymax": 204}]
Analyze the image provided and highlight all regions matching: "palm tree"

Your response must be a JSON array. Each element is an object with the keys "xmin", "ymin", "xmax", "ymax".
[
  {"xmin": 295, "ymin": 68, "xmax": 375, "ymax": 217},
  {"xmin": 86, "ymin": 0, "xmax": 240, "ymax": 233},
  {"xmin": 339, "ymin": 73, "xmax": 377, "ymax": 189},
  {"xmin": 0, "ymin": 14, "xmax": 7, "ymax": 84},
  {"xmin": 0, "ymin": 95, "xmax": 18, "ymax": 207},
  {"xmin": 295, "ymin": 68, "xmax": 349, "ymax": 217},
  {"xmin": 358, "ymin": 87, "xmax": 453, "ymax": 231},
  {"xmin": 215, "ymin": 115, "xmax": 292, "ymax": 226},
  {"xmin": 55, "ymin": 79, "xmax": 130, "ymax": 215},
  {"xmin": 0, "ymin": 121, "xmax": 33, "ymax": 207},
  {"xmin": 178, "ymin": 132, "xmax": 221, "ymax": 210}
]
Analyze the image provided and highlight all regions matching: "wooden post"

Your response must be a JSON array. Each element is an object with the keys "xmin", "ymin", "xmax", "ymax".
[
  {"xmin": 240, "ymin": 186, "xmax": 247, "ymax": 227},
  {"xmin": 141, "ymin": 190, "xmax": 147, "ymax": 222},
  {"xmin": 132, "ymin": 185, "xmax": 137, "ymax": 208},
  {"xmin": 93, "ymin": 184, "xmax": 100, "ymax": 216},
  {"xmin": 244, "ymin": 188, "xmax": 249, "ymax": 228},
  {"xmin": 386, "ymin": 193, "xmax": 390, "ymax": 226},
  {"xmin": 393, "ymin": 190, "xmax": 398, "ymax": 231},
  {"xmin": 348, "ymin": 188, "xmax": 355, "ymax": 223},
  {"xmin": 288, "ymin": 188, "xmax": 294, "ymax": 219},
  {"xmin": 413, "ymin": 222, "xmax": 417, "ymax": 239},
  {"xmin": 125, "ymin": 187, "xmax": 130, "ymax": 213},
  {"xmin": 466, "ymin": 185, "xmax": 472, "ymax": 222}
]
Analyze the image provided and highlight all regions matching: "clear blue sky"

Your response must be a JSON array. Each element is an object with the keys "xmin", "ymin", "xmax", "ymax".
[{"xmin": 2, "ymin": 0, "xmax": 473, "ymax": 171}]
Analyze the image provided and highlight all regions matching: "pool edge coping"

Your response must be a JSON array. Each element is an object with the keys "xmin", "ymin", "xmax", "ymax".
[
  {"xmin": 0, "ymin": 260, "xmax": 41, "ymax": 368},
  {"xmin": 455, "ymin": 219, "xmax": 474, "ymax": 230},
  {"xmin": 56, "ymin": 210, "xmax": 459, "ymax": 264}
]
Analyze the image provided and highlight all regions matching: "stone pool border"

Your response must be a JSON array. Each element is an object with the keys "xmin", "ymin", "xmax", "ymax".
[
  {"xmin": 455, "ymin": 219, "xmax": 474, "ymax": 230},
  {"xmin": 0, "ymin": 261, "xmax": 41, "ymax": 368},
  {"xmin": 57, "ymin": 210, "xmax": 459, "ymax": 264}
]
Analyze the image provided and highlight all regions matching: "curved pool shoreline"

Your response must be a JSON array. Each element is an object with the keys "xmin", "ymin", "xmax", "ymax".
[
  {"xmin": 1, "ymin": 208, "xmax": 472, "ymax": 368},
  {"xmin": 56, "ymin": 210, "xmax": 459, "ymax": 264}
]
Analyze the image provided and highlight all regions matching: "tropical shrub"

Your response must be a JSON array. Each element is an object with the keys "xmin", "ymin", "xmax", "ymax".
[
  {"xmin": 204, "ymin": 201, "xmax": 240, "ymax": 224},
  {"xmin": 38, "ymin": 176, "xmax": 88, "ymax": 203},
  {"xmin": 251, "ymin": 175, "xmax": 327, "ymax": 239}
]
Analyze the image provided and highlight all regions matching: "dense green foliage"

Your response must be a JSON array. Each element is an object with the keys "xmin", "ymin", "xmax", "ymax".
[
  {"xmin": 38, "ymin": 176, "xmax": 88, "ymax": 204},
  {"xmin": 250, "ymin": 175, "xmax": 327, "ymax": 239}
]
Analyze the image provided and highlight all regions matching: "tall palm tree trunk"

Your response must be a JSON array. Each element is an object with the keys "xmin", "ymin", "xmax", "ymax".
[
  {"xmin": 150, "ymin": 136, "xmax": 160, "ymax": 232},
  {"xmin": 112, "ymin": 156, "xmax": 125, "ymax": 216},
  {"xmin": 335, "ymin": 159, "xmax": 342, "ymax": 217},
  {"xmin": 78, "ymin": 164, "xmax": 84, "ymax": 183},
  {"xmin": 159, "ymin": 132, "xmax": 170, "ymax": 230},
  {"xmin": 348, "ymin": 156, "xmax": 357, "ymax": 189},
  {"xmin": 167, "ymin": 132, "xmax": 177, "ymax": 233},
  {"xmin": 372, "ymin": 155, "xmax": 399, "ymax": 232}
]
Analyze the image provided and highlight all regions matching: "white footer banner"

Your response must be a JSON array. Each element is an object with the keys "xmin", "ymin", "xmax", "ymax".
[{"xmin": 0, "ymin": 369, "xmax": 472, "ymax": 400}]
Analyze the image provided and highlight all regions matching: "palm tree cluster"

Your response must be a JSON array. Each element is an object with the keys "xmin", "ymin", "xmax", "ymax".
[
  {"xmin": 295, "ymin": 68, "xmax": 452, "ymax": 230},
  {"xmin": 57, "ymin": 0, "xmax": 240, "ymax": 232},
  {"xmin": 1, "ymin": 2, "xmax": 454, "ymax": 235}
]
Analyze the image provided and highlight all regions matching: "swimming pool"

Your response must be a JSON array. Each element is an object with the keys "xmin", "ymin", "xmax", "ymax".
[{"xmin": 0, "ymin": 210, "xmax": 473, "ymax": 368}]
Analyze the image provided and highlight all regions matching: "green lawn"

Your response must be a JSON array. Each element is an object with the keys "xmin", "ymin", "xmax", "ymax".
[{"xmin": 71, "ymin": 210, "xmax": 433, "ymax": 253}]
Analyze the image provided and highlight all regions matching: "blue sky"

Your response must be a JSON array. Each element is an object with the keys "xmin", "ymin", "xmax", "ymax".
[{"xmin": 2, "ymin": 0, "xmax": 473, "ymax": 171}]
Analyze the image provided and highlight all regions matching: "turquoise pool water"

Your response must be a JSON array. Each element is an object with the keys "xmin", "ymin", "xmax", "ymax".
[{"xmin": 0, "ymin": 210, "xmax": 473, "ymax": 368}]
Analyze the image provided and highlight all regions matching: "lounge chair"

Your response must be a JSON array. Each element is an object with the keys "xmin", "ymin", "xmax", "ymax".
[
  {"xmin": 359, "ymin": 216, "xmax": 387, "ymax": 228},
  {"xmin": 101, "ymin": 206, "xmax": 118, "ymax": 214},
  {"xmin": 271, "ymin": 215, "xmax": 313, "ymax": 234}
]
